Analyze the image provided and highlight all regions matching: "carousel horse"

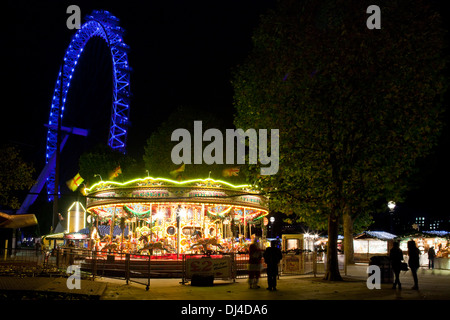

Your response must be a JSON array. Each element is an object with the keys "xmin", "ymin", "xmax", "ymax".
[
  {"xmin": 99, "ymin": 234, "xmax": 118, "ymax": 253},
  {"xmin": 232, "ymin": 237, "xmax": 251, "ymax": 253},
  {"xmin": 101, "ymin": 242, "xmax": 118, "ymax": 253},
  {"xmin": 137, "ymin": 235, "xmax": 175, "ymax": 254},
  {"xmin": 189, "ymin": 237, "xmax": 224, "ymax": 253},
  {"xmin": 138, "ymin": 241, "xmax": 175, "ymax": 254}
]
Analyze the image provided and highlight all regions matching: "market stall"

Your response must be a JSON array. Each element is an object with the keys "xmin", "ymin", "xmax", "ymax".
[
  {"xmin": 399, "ymin": 231, "xmax": 449, "ymax": 269},
  {"xmin": 353, "ymin": 231, "xmax": 396, "ymax": 262},
  {"xmin": 282, "ymin": 233, "xmax": 317, "ymax": 252}
]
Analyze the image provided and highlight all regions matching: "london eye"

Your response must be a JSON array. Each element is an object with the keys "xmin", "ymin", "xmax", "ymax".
[{"xmin": 45, "ymin": 10, "xmax": 131, "ymax": 200}]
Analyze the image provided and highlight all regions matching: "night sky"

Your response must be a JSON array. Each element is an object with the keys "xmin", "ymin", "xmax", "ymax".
[
  {"xmin": 6, "ymin": 0, "xmax": 275, "ymax": 161},
  {"xmin": 4, "ymin": 1, "xmax": 450, "ymax": 229}
]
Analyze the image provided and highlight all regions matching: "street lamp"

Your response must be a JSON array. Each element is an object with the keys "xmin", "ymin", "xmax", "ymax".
[
  {"xmin": 270, "ymin": 216, "xmax": 275, "ymax": 238},
  {"xmin": 388, "ymin": 201, "xmax": 396, "ymax": 233},
  {"xmin": 388, "ymin": 201, "xmax": 396, "ymax": 212}
]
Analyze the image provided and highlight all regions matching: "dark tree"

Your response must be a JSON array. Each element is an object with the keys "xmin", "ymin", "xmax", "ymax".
[
  {"xmin": 143, "ymin": 105, "xmax": 246, "ymax": 184},
  {"xmin": 0, "ymin": 145, "xmax": 35, "ymax": 209},
  {"xmin": 233, "ymin": 0, "xmax": 447, "ymax": 280},
  {"xmin": 79, "ymin": 144, "xmax": 137, "ymax": 187}
]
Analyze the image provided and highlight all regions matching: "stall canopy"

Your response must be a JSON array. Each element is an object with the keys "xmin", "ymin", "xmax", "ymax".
[
  {"xmin": 354, "ymin": 231, "xmax": 397, "ymax": 240},
  {"xmin": 398, "ymin": 230, "xmax": 450, "ymax": 240},
  {"xmin": 64, "ymin": 233, "xmax": 88, "ymax": 240},
  {"xmin": 422, "ymin": 231, "xmax": 449, "ymax": 238},
  {"xmin": 0, "ymin": 212, "xmax": 38, "ymax": 229},
  {"xmin": 42, "ymin": 232, "xmax": 65, "ymax": 240},
  {"xmin": 353, "ymin": 231, "xmax": 397, "ymax": 262}
]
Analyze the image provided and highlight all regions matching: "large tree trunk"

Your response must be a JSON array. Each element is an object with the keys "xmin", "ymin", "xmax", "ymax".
[
  {"xmin": 343, "ymin": 212, "xmax": 355, "ymax": 265},
  {"xmin": 323, "ymin": 211, "xmax": 343, "ymax": 281}
]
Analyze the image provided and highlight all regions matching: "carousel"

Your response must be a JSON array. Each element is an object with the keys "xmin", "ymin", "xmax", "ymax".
[{"xmin": 84, "ymin": 177, "xmax": 269, "ymax": 257}]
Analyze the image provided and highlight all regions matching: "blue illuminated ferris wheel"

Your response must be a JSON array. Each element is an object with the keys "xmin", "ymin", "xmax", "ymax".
[{"xmin": 45, "ymin": 10, "xmax": 131, "ymax": 199}]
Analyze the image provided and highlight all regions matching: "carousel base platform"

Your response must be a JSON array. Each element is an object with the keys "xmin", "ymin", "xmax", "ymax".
[{"xmin": 80, "ymin": 256, "xmax": 184, "ymax": 278}]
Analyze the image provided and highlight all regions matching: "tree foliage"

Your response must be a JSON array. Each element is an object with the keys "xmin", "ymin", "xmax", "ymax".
[
  {"xmin": 143, "ymin": 105, "xmax": 246, "ymax": 184},
  {"xmin": 232, "ymin": 0, "xmax": 447, "ymax": 280},
  {"xmin": 78, "ymin": 144, "xmax": 137, "ymax": 186},
  {"xmin": 0, "ymin": 145, "xmax": 35, "ymax": 209}
]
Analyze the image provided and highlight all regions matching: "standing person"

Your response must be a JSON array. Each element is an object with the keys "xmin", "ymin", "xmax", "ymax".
[
  {"xmin": 428, "ymin": 246, "xmax": 436, "ymax": 269},
  {"xmin": 407, "ymin": 240, "xmax": 420, "ymax": 290},
  {"xmin": 248, "ymin": 238, "xmax": 263, "ymax": 289},
  {"xmin": 389, "ymin": 241, "xmax": 404, "ymax": 289},
  {"xmin": 263, "ymin": 240, "xmax": 283, "ymax": 291}
]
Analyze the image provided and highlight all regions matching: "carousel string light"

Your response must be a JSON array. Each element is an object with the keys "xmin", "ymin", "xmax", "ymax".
[
  {"xmin": 85, "ymin": 176, "xmax": 268, "ymax": 255},
  {"xmin": 84, "ymin": 176, "xmax": 253, "ymax": 194}
]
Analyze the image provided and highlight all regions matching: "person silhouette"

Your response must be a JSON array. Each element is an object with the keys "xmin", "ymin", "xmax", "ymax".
[
  {"xmin": 389, "ymin": 241, "xmax": 404, "ymax": 289},
  {"xmin": 263, "ymin": 240, "xmax": 282, "ymax": 291},
  {"xmin": 407, "ymin": 240, "xmax": 420, "ymax": 290},
  {"xmin": 428, "ymin": 246, "xmax": 436, "ymax": 269},
  {"xmin": 248, "ymin": 238, "xmax": 263, "ymax": 289}
]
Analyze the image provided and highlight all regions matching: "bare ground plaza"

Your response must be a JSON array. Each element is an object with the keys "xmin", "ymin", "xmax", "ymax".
[{"xmin": 1, "ymin": 263, "xmax": 449, "ymax": 301}]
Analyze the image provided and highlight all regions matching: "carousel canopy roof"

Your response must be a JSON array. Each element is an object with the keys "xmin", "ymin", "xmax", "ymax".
[
  {"xmin": 84, "ymin": 176, "xmax": 253, "ymax": 194},
  {"xmin": 84, "ymin": 176, "xmax": 269, "ymax": 221}
]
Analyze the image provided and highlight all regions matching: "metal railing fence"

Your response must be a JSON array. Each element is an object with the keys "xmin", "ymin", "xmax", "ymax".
[
  {"xmin": 0, "ymin": 247, "xmax": 152, "ymax": 289},
  {"xmin": 1, "ymin": 247, "xmax": 346, "ymax": 289}
]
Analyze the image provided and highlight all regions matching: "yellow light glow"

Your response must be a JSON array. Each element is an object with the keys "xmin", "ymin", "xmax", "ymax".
[
  {"xmin": 87, "ymin": 202, "xmax": 269, "ymax": 224},
  {"xmin": 207, "ymin": 205, "xmax": 232, "ymax": 216},
  {"xmin": 67, "ymin": 201, "xmax": 86, "ymax": 233},
  {"xmin": 84, "ymin": 176, "xmax": 253, "ymax": 194},
  {"xmin": 155, "ymin": 210, "xmax": 164, "ymax": 220},
  {"xmin": 76, "ymin": 202, "xmax": 79, "ymax": 232}
]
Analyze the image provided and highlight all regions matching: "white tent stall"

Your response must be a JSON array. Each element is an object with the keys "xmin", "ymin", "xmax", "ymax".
[{"xmin": 353, "ymin": 231, "xmax": 396, "ymax": 262}]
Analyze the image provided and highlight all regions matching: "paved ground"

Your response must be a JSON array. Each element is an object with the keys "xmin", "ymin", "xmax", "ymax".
[
  {"xmin": 1, "ymin": 262, "xmax": 449, "ymax": 319},
  {"xmin": 1, "ymin": 264, "xmax": 448, "ymax": 317},
  {"xmin": 97, "ymin": 264, "xmax": 450, "ymax": 301},
  {"xmin": 1, "ymin": 264, "xmax": 449, "ymax": 301},
  {"xmin": 0, "ymin": 275, "xmax": 107, "ymax": 299}
]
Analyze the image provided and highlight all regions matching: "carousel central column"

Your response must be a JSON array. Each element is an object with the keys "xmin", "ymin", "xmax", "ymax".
[
  {"xmin": 161, "ymin": 205, "xmax": 165, "ymax": 238},
  {"xmin": 111, "ymin": 206, "xmax": 116, "ymax": 240},
  {"xmin": 149, "ymin": 203, "xmax": 153, "ymax": 242},
  {"xmin": 202, "ymin": 204, "xmax": 205, "ymax": 237},
  {"xmin": 176, "ymin": 205, "xmax": 181, "ymax": 259},
  {"xmin": 243, "ymin": 208, "xmax": 247, "ymax": 239}
]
